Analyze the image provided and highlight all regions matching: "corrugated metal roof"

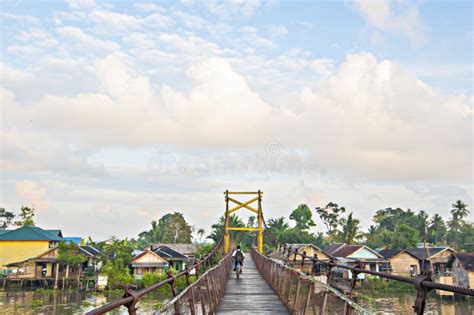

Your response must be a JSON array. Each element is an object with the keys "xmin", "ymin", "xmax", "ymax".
[
  {"xmin": 151, "ymin": 243, "xmax": 198, "ymax": 255},
  {"xmin": 454, "ymin": 253, "xmax": 474, "ymax": 271},
  {"xmin": 406, "ymin": 247, "xmax": 454, "ymax": 260},
  {"xmin": 132, "ymin": 262, "xmax": 168, "ymax": 268},
  {"xmin": 0, "ymin": 226, "xmax": 64, "ymax": 241},
  {"xmin": 379, "ymin": 249, "xmax": 404, "ymax": 259},
  {"xmin": 326, "ymin": 243, "xmax": 345, "ymax": 255}
]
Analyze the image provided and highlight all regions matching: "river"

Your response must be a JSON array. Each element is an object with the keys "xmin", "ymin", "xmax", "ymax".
[
  {"xmin": 0, "ymin": 289, "xmax": 168, "ymax": 314},
  {"xmin": 0, "ymin": 289, "xmax": 472, "ymax": 314}
]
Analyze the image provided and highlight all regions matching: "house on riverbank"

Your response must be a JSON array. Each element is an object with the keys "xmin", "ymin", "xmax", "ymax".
[
  {"xmin": 4, "ymin": 245, "xmax": 101, "ymax": 280},
  {"xmin": 0, "ymin": 226, "xmax": 64, "ymax": 274},
  {"xmin": 327, "ymin": 243, "xmax": 387, "ymax": 279},
  {"xmin": 406, "ymin": 247, "xmax": 456, "ymax": 275},
  {"xmin": 447, "ymin": 252, "xmax": 474, "ymax": 288},
  {"xmin": 378, "ymin": 249, "xmax": 420, "ymax": 277},
  {"xmin": 130, "ymin": 250, "xmax": 169, "ymax": 280}
]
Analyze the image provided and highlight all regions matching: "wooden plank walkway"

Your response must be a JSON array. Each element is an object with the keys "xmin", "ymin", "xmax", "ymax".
[{"xmin": 216, "ymin": 253, "xmax": 289, "ymax": 314}]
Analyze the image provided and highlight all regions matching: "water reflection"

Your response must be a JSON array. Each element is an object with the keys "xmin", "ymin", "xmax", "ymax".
[
  {"xmin": 1, "ymin": 290, "xmax": 472, "ymax": 314},
  {"xmin": 0, "ymin": 289, "xmax": 166, "ymax": 314},
  {"xmin": 360, "ymin": 293, "xmax": 473, "ymax": 315}
]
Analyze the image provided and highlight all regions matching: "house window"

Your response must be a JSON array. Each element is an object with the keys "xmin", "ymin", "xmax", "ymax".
[{"xmin": 410, "ymin": 265, "xmax": 418, "ymax": 276}]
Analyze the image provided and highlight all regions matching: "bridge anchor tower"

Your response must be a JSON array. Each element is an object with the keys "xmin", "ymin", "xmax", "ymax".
[{"xmin": 224, "ymin": 190, "xmax": 264, "ymax": 253}]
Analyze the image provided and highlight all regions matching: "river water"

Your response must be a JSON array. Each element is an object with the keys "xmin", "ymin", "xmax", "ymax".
[
  {"xmin": 0, "ymin": 290, "xmax": 472, "ymax": 314},
  {"xmin": 0, "ymin": 289, "xmax": 167, "ymax": 314}
]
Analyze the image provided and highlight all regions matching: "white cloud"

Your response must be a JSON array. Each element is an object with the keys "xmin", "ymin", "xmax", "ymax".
[
  {"xmin": 240, "ymin": 26, "xmax": 277, "ymax": 49},
  {"xmin": 134, "ymin": 3, "xmax": 164, "ymax": 12},
  {"xmin": 144, "ymin": 12, "xmax": 175, "ymax": 28},
  {"xmin": 309, "ymin": 58, "xmax": 334, "ymax": 76},
  {"xmin": 349, "ymin": 0, "xmax": 427, "ymax": 45},
  {"xmin": 3, "ymin": 53, "xmax": 471, "ymax": 183},
  {"xmin": 57, "ymin": 26, "xmax": 119, "ymax": 52},
  {"xmin": 268, "ymin": 24, "xmax": 288, "ymax": 38},
  {"xmin": 0, "ymin": 63, "xmax": 34, "ymax": 82},
  {"xmin": 173, "ymin": 10, "xmax": 206, "ymax": 29},
  {"xmin": 15, "ymin": 180, "xmax": 50, "ymax": 210},
  {"xmin": 89, "ymin": 10, "xmax": 142, "ymax": 34},
  {"xmin": 205, "ymin": 0, "xmax": 263, "ymax": 19}
]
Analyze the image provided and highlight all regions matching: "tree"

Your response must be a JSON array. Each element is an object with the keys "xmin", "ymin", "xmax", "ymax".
[
  {"xmin": 415, "ymin": 210, "xmax": 429, "ymax": 241},
  {"xmin": 365, "ymin": 225, "xmax": 378, "ymax": 247},
  {"xmin": 289, "ymin": 204, "xmax": 315, "ymax": 230},
  {"xmin": 207, "ymin": 214, "xmax": 245, "ymax": 244},
  {"xmin": 428, "ymin": 214, "xmax": 447, "ymax": 245},
  {"xmin": 197, "ymin": 228, "xmax": 205, "ymax": 243},
  {"xmin": 267, "ymin": 217, "xmax": 289, "ymax": 234},
  {"xmin": 388, "ymin": 224, "xmax": 420, "ymax": 249},
  {"xmin": 247, "ymin": 216, "xmax": 256, "ymax": 227},
  {"xmin": 138, "ymin": 212, "xmax": 193, "ymax": 244},
  {"xmin": 370, "ymin": 207, "xmax": 424, "ymax": 249},
  {"xmin": 315, "ymin": 202, "xmax": 346, "ymax": 239},
  {"xmin": 14, "ymin": 206, "xmax": 35, "ymax": 226},
  {"xmin": 58, "ymin": 242, "xmax": 86, "ymax": 288},
  {"xmin": 452, "ymin": 200, "xmax": 469, "ymax": 221},
  {"xmin": 447, "ymin": 201, "xmax": 470, "ymax": 249},
  {"xmin": 97, "ymin": 238, "xmax": 134, "ymax": 288},
  {"xmin": 0, "ymin": 208, "xmax": 15, "ymax": 229},
  {"xmin": 337, "ymin": 212, "xmax": 361, "ymax": 244}
]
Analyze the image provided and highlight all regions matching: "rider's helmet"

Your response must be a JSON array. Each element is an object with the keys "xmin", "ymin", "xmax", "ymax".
[{"xmin": 237, "ymin": 245, "xmax": 241, "ymax": 250}]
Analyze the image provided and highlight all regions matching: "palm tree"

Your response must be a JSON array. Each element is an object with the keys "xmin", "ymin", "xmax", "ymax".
[
  {"xmin": 338, "ymin": 212, "xmax": 361, "ymax": 244},
  {"xmin": 208, "ymin": 214, "xmax": 245, "ymax": 243},
  {"xmin": 267, "ymin": 217, "xmax": 289, "ymax": 232},
  {"xmin": 429, "ymin": 214, "xmax": 447, "ymax": 244},
  {"xmin": 247, "ymin": 216, "xmax": 256, "ymax": 227},
  {"xmin": 452, "ymin": 200, "xmax": 469, "ymax": 221},
  {"xmin": 197, "ymin": 228, "xmax": 205, "ymax": 243}
]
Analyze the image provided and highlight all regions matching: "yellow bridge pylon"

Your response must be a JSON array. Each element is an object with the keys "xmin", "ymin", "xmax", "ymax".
[{"xmin": 224, "ymin": 190, "xmax": 264, "ymax": 253}]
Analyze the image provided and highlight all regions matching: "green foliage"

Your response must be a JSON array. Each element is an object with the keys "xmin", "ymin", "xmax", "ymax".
[
  {"xmin": 58, "ymin": 242, "xmax": 87, "ymax": 270},
  {"xmin": 195, "ymin": 242, "xmax": 216, "ymax": 259},
  {"xmin": 0, "ymin": 208, "xmax": 15, "ymax": 229},
  {"xmin": 101, "ymin": 260, "xmax": 134, "ymax": 288},
  {"xmin": 361, "ymin": 277, "xmax": 415, "ymax": 293},
  {"xmin": 368, "ymin": 208, "xmax": 423, "ymax": 249},
  {"xmin": 428, "ymin": 214, "xmax": 447, "ymax": 244},
  {"xmin": 141, "ymin": 272, "xmax": 163, "ymax": 288},
  {"xmin": 289, "ymin": 204, "xmax": 315, "ymax": 230},
  {"xmin": 154, "ymin": 302, "xmax": 165, "ymax": 310},
  {"xmin": 336, "ymin": 212, "xmax": 362, "ymax": 244},
  {"xmin": 207, "ymin": 214, "xmax": 246, "ymax": 246},
  {"xmin": 279, "ymin": 228, "xmax": 317, "ymax": 244},
  {"xmin": 31, "ymin": 299, "xmax": 44, "ymax": 308},
  {"xmin": 315, "ymin": 202, "xmax": 346, "ymax": 240},
  {"xmin": 95, "ymin": 238, "xmax": 134, "ymax": 288},
  {"xmin": 14, "ymin": 206, "xmax": 35, "ymax": 226},
  {"xmin": 97, "ymin": 238, "xmax": 133, "ymax": 268},
  {"xmin": 138, "ymin": 212, "xmax": 193, "ymax": 246}
]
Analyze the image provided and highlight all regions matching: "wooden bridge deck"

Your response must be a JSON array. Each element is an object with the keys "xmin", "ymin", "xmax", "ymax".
[{"xmin": 216, "ymin": 254, "xmax": 289, "ymax": 314}]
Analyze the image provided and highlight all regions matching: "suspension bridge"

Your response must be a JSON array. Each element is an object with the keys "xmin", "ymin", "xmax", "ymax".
[{"xmin": 87, "ymin": 191, "xmax": 474, "ymax": 315}]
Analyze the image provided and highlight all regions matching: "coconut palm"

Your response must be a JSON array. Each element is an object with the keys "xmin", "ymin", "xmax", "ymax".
[
  {"xmin": 451, "ymin": 200, "xmax": 469, "ymax": 221},
  {"xmin": 337, "ymin": 212, "xmax": 362, "ymax": 244},
  {"xmin": 429, "ymin": 214, "xmax": 447, "ymax": 245}
]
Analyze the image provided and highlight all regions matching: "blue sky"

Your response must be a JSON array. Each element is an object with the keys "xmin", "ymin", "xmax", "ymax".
[{"xmin": 1, "ymin": 0, "xmax": 472, "ymax": 240}]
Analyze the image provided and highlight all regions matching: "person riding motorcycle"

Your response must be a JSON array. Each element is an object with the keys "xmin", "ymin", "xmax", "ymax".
[{"xmin": 232, "ymin": 245, "xmax": 245, "ymax": 273}]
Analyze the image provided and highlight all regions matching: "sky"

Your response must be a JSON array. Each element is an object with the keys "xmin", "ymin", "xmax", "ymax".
[{"xmin": 0, "ymin": 0, "xmax": 472, "ymax": 241}]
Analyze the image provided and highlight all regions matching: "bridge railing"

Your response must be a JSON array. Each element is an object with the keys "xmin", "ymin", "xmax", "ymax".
[
  {"xmin": 261, "ymin": 217, "xmax": 474, "ymax": 315},
  {"xmin": 86, "ymin": 237, "xmax": 225, "ymax": 315},
  {"xmin": 251, "ymin": 247, "xmax": 368, "ymax": 315},
  {"xmin": 159, "ymin": 252, "xmax": 233, "ymax": 314}
]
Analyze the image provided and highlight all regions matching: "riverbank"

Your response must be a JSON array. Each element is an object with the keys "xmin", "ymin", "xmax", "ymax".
[{"xmin": 0, "ymin": 288, "xmax": 169, "ymax": 314}]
